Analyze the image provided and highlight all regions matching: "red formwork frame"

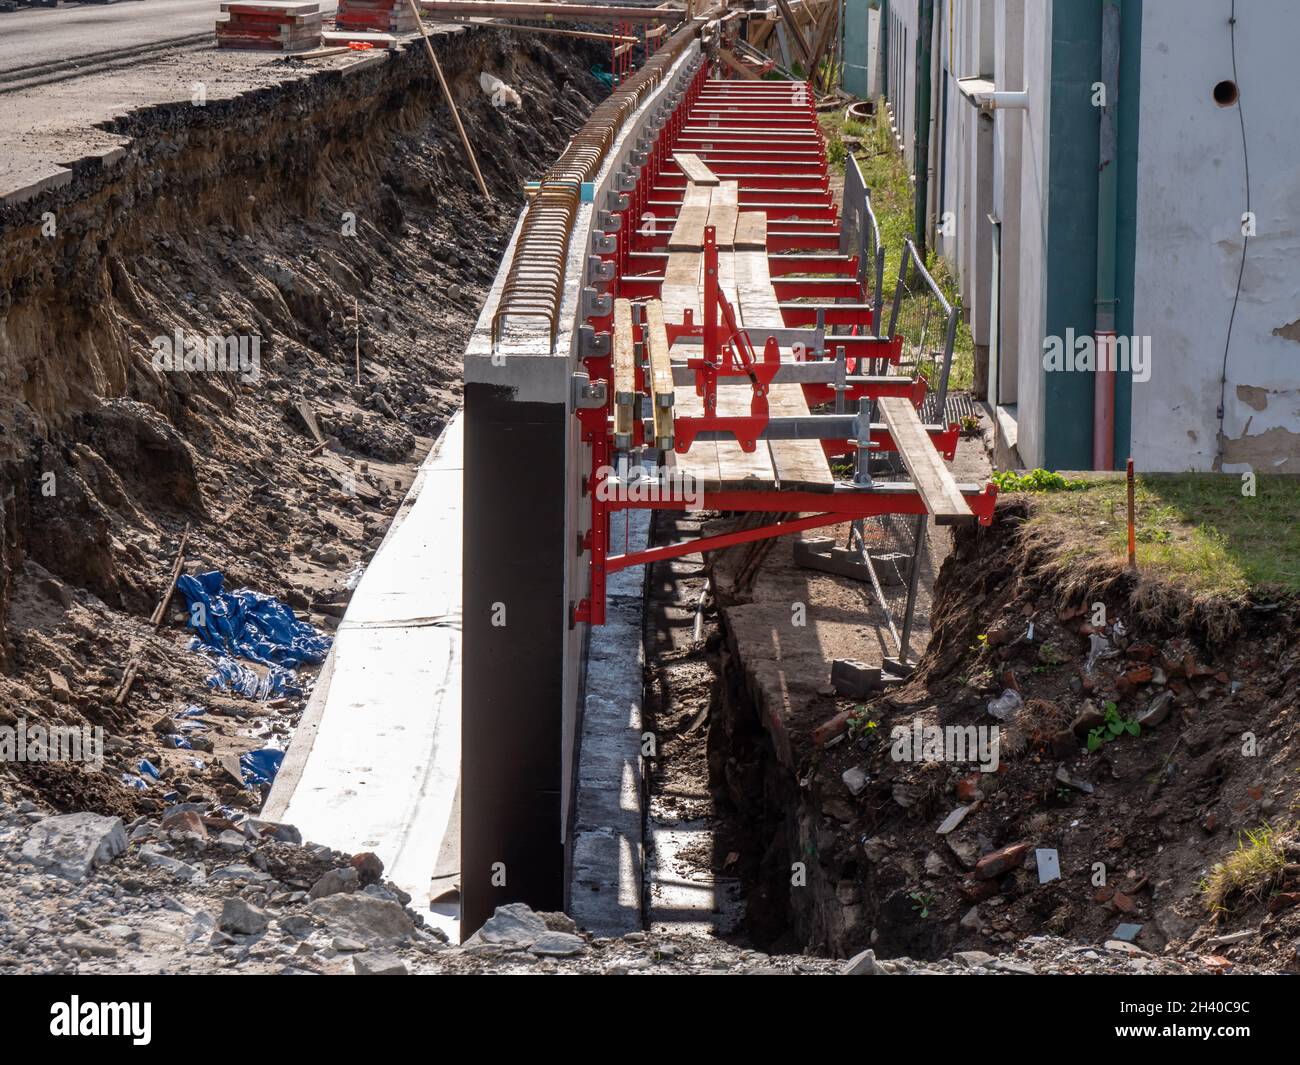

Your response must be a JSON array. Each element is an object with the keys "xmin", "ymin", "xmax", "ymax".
[{"xmin": 572, "ymin": 70, "xmax": 995, "ymax": 627}]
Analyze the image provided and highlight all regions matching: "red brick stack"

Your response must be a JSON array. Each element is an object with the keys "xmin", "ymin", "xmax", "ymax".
[
  {"xmin": 216, "ymin": 1, "xmax": 324, "ymax": 51},
  {"xmin": 334, "ymin": 0, "xmax": 419, "ymax": 35}
]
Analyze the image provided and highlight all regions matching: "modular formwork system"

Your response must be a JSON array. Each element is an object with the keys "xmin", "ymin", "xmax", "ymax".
[{"xmin": 570, "ymin": 65, "xmax": 996, "ymax": 641}]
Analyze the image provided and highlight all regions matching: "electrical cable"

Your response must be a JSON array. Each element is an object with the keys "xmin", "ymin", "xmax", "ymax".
[{"xmin": 1215, "ymin": 0, "xmax": 1250, "ymax": 466}]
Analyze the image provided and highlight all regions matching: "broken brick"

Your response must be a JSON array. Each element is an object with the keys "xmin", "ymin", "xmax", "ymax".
[
  {"xmin": 975, "ymin": 842, "xmax": 1030, "ymax": 880},
  {"xmin": 959, "ymin": 877, "xmax": 1002, "ymax": 902},
  {"xmin": 1112, "ymin": 890, "xmax": 1137, "ymax": 914},
  {"xmin": 1266, "ymin": 893, "xmax": 1300, "ymax": 914},
  {"xmin": 811, "ymin": 710, "xmax": 853, "ymax": 747}
]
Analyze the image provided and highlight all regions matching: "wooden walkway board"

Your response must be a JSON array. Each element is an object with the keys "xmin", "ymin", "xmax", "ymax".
[
  {"xmin": 612, "ymin": 298, "xmax": 635, "ymax": 438},
  {"xmin": 668, "ymin": 182, "xmax": 713, "ymax": 252},
  {"xmin": 734, "ymin": 210, "xmax": 767, "ymax": 250},
  {"xmin": 644, "ymin": 301, "xmax": 675, "ymax": 447},
  {"xmin": 706, "ymin": 180, "xmax": 739, "ymax": 248},
  {"xmin": 672, "ymin": 152, "xmax": 720, "ymax": 187},
  {"xmin": 877, "ymin": 396, "xmax": 971, "ymax": 523},
  {"xmin": 661, "ymin": 251, "xmax": 702, "ymax": 324},
  {"xmin": 765, "ymin": 383, "xmax": 835, "ymax": 492},
  {"xmin": 734, "ymin": 249, "xmax": 784, "ymax": 332}
]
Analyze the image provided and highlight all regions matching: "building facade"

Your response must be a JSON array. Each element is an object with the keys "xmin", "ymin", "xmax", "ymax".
[{"xmin": 875, "ymin": 0, "xmax": 1298, "ymax": 472}]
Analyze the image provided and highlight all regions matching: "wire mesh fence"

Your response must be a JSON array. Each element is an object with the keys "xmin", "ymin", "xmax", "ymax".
[
  {"xmin": 839, "ymin": 155, "xmax": 887, "ymax": 329},
  {"xmin": 886, "ymin": 238, "xmax": 959, "ymax": 426}
]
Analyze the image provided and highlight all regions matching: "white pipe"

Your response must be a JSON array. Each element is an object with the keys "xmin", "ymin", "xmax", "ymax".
[{"xmin": 975, "ymin": 89, "xmax": 1029, "ymax": 112}]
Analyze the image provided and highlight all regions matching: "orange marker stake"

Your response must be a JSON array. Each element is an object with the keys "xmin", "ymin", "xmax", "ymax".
[{"xmin": 1126, "ymin": 457, "xmax": 1136, "ymax": 570}]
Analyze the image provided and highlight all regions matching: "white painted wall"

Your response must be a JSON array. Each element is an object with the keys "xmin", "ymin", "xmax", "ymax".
[
  {"xmin": 991, "ymin": 0, "xmax": 1027, "ymax": 410},
  {"xmin": 888, "ymin": 0, "xmax": 919, "ymax": 166},
  {"xmin": 1130, "ymin": 0, "xmax": 1300, "ymax": 473},
  {"xmin": 1011, "ymin": 0, "xmax": 1051, "ymax": 467}
]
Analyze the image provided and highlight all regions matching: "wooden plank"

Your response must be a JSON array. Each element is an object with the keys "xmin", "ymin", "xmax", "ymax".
[
  {"xmin": 645, "ymin": 301, "xmax": 675, "ymax": 447},
  {"xmin": 877, "ymin": 396, "xmax": 971, "ymax": 523},
  {"xmin": 416, "ymin": 1, "xmax": 679, "ymax": 22},
  {"xmin": 717, "ymin": 46, "xmax": 762, "ymax": 80},
  {"xmin": 774, "ymin": 0, "xmax": 813, "ymax": 67},
  {"xmin": 667, "ymin": 182, "xmax": 712, "ymax": 252},
  {"xmin": 766, "ymin": 384, "xmax": 834, "ymax": 492},
  {"xmin": 661, "ymin": 251, "xmax": 702, "ymax": 324},
  {"xmin": 706, "ymin": 180, "xmax": 739, "ymax": 248},
  {"xmin": 672, "ymin": 152, "xmax": 720, "ymax": 187},
  {"xmin": 713, "ymin": 383, "xmax": 778, "ymax": 490},
  {"xmin": 668, "ymin": 382, "xmax": 721, "ymax": 492},
  {"xmin": 613, "ymin": 298, "xmax": 636, "ymax": 438},
  {"xmin": 734, "ymin": 210, "xmax": 767, "ymax": 251},
  {"xmin": 734, "ymin": 249, "xmax": 784, "ymax": 332}
]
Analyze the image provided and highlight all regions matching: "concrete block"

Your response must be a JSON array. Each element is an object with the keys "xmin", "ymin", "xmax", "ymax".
[
  {"xmin": 831, "ymin": 659, "xmax": 882, "ymax": 698},
  {"xmin": 793, "ymin": 537, "xmax": 908, "ymax": 585}
]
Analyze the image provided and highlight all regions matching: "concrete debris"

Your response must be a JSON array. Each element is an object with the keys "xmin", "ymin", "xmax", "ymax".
[
  {"xmin": 468, "ymin": 902, "xmax": 549, "ymax": 948},
  {"xmin": 308, "ymin": 867, "xmax": 360, "ymax": 899},
  {"xmin": 21, "ymin": 813, "xmax": 127, "ymax": 881},
  {"xmin": 986, "ymin": 688, "xmax": 1023, "ymax": 721},
  {"xmin": 1054, "ymin": 766, "xmax": 1094, "ymax": 794},
  {"xmin": 1035, "ymin": 848, "xmax": 1061, "ymax": 884},
  {"xmin": 479, "ymin": 72, "xmax": 522, "ymax": 109},
  {"xmin": 220, "ymin": 897, "xmax": 270, "ymax": 936},
  {"xmin": 1136, "ymin": 690, "xmax": 1175, "ymax": 729},
  {"xmin": 841, "ymin": 766, "xmax": 869, "ymax": 796},
  {"xmin": 307, "ymin": 893, "xmax": 415, "ymax": 946},
  {"xmin": 528, "ymin": 931, "xmax": 587, "ymax": 957},
  {"xmin": 352, "ymin": 952, "xmax": 408, "ymax": 975},
  {"xmin": 842, "ymin": 948, "xmax": 889, "ymax": 975},
  {"xmin": 936, "ymin": 805, "xmax": 973, "ymax": 835}
]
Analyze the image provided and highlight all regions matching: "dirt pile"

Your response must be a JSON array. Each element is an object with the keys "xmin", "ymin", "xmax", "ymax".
[
  {"xmin": 0, "ymin": 29, "xmax": 605, "ymax": 816},
  {"xmin": 714, "ymin": 499, "xmax": 1299, "ymax": 969}
]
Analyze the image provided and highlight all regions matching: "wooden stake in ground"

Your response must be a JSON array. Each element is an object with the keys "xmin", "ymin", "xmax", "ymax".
[
  {"xmin": 1126, "ymin": 457, "xmax": 1137, "ymax": 570},
  {"xmin": 150, "ymin": 523, "xmax": 191, "ymax": 631},
  {"xmin": 407, "ymin": 0, "xmax": 491, "ymax": 200}
]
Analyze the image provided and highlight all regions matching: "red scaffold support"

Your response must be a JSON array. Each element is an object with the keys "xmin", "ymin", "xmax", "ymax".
[{"xmin": 570, "ymin": 67, "xmax": 997, "ymax": 628}]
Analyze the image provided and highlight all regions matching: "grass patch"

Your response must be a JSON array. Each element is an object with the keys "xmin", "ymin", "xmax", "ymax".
[
  {"xmin": 991, "ymin": 468, "xmax": 1087, "ymax": 493},
  {"xmin": 1201, "ymin": 824, "xmax": 1291, "ymax": 913},
  {"xmin": 819, "ymin": 102, "xmax": 975, "ymax": 391},
  {"xmin": 1019, "ymin": 473, "xmax": 1300, "ymax": 601}
]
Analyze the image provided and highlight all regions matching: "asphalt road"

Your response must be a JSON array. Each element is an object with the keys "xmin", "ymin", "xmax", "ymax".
[{"xmin": 0, "ymin": 0, "xmax": 336, "ymax": 77}]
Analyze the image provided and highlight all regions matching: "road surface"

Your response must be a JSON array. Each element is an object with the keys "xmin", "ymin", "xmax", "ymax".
[{"xmin": 0, "ymin": 0, "xmax": 336, "ymax": 83}]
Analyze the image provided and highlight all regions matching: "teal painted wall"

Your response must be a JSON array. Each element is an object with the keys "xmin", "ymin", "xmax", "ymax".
[
  {"xmin": 1112, "ymin": 0, "xmax": 1142, "ymax": 464},
  {"xmin": 843, "ymin": 0, "xmax": 877, "ymax": 99},
  {"xmin": 1043, "ymin": 0, "xmax": 1103, "ymax": 470}
]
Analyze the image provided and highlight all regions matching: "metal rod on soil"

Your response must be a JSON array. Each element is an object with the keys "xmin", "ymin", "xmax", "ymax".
[{"xmin": 408, "ymin": 0, "xmax": 492, "ymax": 201}]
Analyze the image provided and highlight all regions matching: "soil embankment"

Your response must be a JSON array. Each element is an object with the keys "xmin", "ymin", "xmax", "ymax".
[{"xmin": 0, "ymin": 29, "xmax": 605, "ymax": 816}]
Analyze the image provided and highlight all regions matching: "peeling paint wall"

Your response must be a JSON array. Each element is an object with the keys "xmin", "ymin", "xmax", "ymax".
[{"xmin": 1131, "ymin": 0, "xmax": 1300, "ymax": 473}]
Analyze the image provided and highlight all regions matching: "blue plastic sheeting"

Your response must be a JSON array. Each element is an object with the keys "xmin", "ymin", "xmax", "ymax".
[
  {"xmin": 179, "ymin": 571, "xmax": 330, "ymax": 667},
  {"xmin": 240, "ymin": 748, "xmax": 284, "ymax": 789},
  {"xmin": 200, "ymin": 654, "xmax": 300, "ymax": 700},
  {"xmin": 177, "ymin": 571, "xmax": 330, "ymax": 699}
]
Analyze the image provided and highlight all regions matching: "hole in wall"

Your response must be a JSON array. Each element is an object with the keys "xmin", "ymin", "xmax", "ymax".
[{"xmin": 1213, "ymin": 79, "xmax": 1239, "ymax": 107}]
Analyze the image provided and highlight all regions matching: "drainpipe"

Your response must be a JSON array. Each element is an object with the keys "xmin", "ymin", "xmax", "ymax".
[
  {"xmin": 913, "ymin": 0, "xmax": 934, "ymax": 259},
  {"xmin": 880, "ymin": 0, "xmax": 889, "ymax": 99},
  {"xmin": 1093, "ymin": 0, "xmax": 1121, "ymax": 470}
]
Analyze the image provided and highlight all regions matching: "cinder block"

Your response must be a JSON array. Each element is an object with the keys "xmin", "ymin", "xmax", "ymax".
[
  {"xmin": 831, "ymin": 659, "xmax": 882, "ymax": 698},
  {"xmin": 793, "ymin": 537, "xmax": 908, "ymax": 586}
]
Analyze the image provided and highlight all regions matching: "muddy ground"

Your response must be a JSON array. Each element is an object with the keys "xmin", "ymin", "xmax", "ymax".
[
  {"xmin": 663, "ymin": 488, "xmax": 1299, "ymax": 970},
  {"xmin": 0, "ymin": 29, "xmax": 605, "ymax": 817}
]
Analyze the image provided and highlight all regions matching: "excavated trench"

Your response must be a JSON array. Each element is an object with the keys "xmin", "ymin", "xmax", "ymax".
[
  {"xmin": 0, "ymin": 28, "xmax": 606, "ymax": 816},
  {"xmin": 651, "ymin": 503, "xmax": 1300, "ymax": 967}
]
